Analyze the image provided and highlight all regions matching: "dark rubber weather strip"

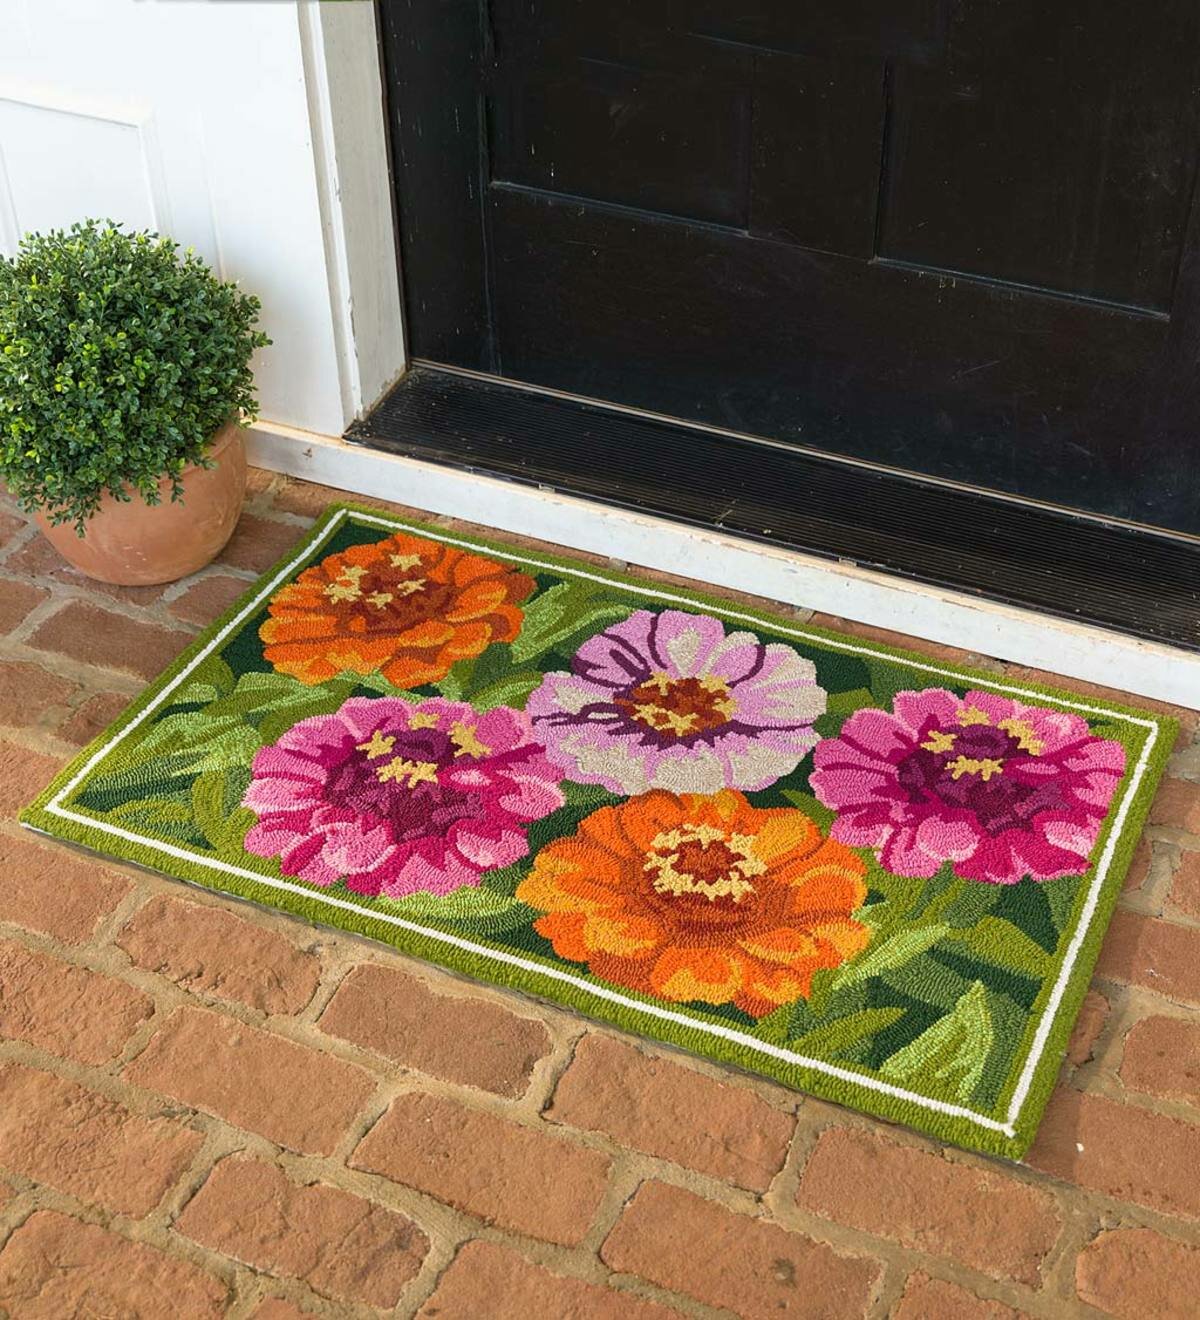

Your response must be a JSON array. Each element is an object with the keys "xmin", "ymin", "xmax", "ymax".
[{"xmin": 347, "ymin": 366, "xmax": 1200, "ymax": 653}]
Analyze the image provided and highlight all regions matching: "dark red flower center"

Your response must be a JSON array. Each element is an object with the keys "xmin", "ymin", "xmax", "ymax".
[
  {"xmin": 897, "ymin": 719, "xmax": 1066, "ymax": 832},
  {"xmin": 641, "ymin": 823, "xmax": 767, "ymax": 928},
  {"xmin": 320, "ymin": 557, "xmax": 452, "ymax": 634},
  {"xmin": 613, "ymin": 672, "xmax": 735, "ymax": 740},
  {"xmin": 322, "ymin": 722, "xmax": 486, "ymax": 842}
]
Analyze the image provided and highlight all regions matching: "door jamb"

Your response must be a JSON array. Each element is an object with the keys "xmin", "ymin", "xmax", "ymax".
[{"xmin": 298, "ymin": 0, "xmax": 407, "ymax": 422}]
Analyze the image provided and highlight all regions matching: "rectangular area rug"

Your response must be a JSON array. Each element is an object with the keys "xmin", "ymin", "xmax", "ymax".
[{"xmin": 23, "ymin": 503, "xmax": 1173, "ymax": 1158}]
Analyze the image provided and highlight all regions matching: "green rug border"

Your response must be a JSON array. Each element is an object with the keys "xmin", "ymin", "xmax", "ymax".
[{"xmin": 20, "ymin": 500, "xmax": 1177, "ymax": 1160}]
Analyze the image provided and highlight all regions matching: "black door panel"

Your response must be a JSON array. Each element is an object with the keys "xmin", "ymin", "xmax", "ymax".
[{"xmin": 379, "ymin": 0, "xmax": 1200, "ymax": 533}]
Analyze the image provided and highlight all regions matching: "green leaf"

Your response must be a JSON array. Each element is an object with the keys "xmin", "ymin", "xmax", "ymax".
[
  {"xmin": 560, "ymin": 781, "xmax": 621, "ymax": 809},
  {"xmin": 190, "ymin": 766, "xmax": 255, "ymax": 855},
  {"xmin": 509, "ymin": 582, "xmax": 631, "ymax": 664},
  {"xmin": 1042, "ymin": 874, "xmax": 1082, "ymax": 934},
  {"xmin": 105, "ymin": 793, "xmax": 206, "ymax": 847},
  {"xmin": 942, "ymin": 880, "xmax": 1007, "ymax": 929},
  {"xmin": 836, "ymin": 923, "xmax": 950, "ymax": 988},
  {"xmin": 825, "ymin": 687, "xmax": 877, "ymax": 715},
  {"xmin": 434, "ymin": 658, "xmax": 473, "ymax": 701},
  {"xmin": 467, "ymin": 670, "xmax": 545, "ymax": 712},
  {"xmin": 779, "ymin": 790, "xmax": 836, "ymax": 832},
  {"xmin": 944, "ymin": 916, "xmax": 1052, "ymax": 979},
  {"xmin": 880, "ymin": 981, "xmax": 994, "ymax": 1102},
  {"xmin": 863, "ymin": 657, "xmax": 929, "ymax": 709},
  {"xmin": 478, "ymin": 858, "xmax": 533, "ymax": 897},
  {"xmin": 376, "ymin": 886, "xmax": 537, "ymax": 935},
  {"xmin": 790, "ymin": 1007, "xmax": 907, "ymax": 1059}
]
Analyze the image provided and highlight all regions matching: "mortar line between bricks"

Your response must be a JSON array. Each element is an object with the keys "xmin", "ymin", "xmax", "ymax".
[{"xmin": 10, "ymin": 581, "xmax": 199, "ymax": 636}]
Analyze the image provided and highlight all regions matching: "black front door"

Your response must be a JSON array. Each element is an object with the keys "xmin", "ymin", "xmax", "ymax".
[{"xmin": 380, "ymin": 1, "xmax": 1200, "ymax": 535}]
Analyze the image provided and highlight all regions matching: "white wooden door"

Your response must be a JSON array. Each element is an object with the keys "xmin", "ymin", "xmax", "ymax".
[{"xmin": 0, "ymin": 0, "xmax": 352, "ymax": 435}]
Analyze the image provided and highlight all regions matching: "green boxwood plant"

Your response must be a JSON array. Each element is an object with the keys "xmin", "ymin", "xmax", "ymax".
[{"xmin": 0, "ymin": 219, "xmax": 270, "ymax": 531}]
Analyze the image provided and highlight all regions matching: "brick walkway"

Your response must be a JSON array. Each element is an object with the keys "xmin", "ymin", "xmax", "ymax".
[{"xmin": 0, "ymin": 470, "xmax": 1198, "ymax": 1320}]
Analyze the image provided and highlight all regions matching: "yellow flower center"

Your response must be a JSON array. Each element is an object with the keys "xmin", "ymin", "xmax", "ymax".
[
  {"xmin": 375, "ymin": 757, "xmax": 439, "ymax": 789},
  {"xmin": 998, "ymin": 717, "xmax": 1045, "ymax": 755},
  {"xmin": 618, "ymin": 672, "xmax": 736, "ymax": 739},
  {"xmin": 356, "ymin": 730, "xmax": 396, "ymax": 760},
  {"xmin": 644, "ymin": 824, "xmax": 766, "ymax": 902},
  {"xmin": 450, "ymin": 721, "xmax": 491, "ymax": 759},
  {"xmin": 323, "ymin": 565, "xmax": 368, "ymax": 603},
  {"xmin": 945, "ymin": 755, "xmax": 1005, "ymax": 781}
]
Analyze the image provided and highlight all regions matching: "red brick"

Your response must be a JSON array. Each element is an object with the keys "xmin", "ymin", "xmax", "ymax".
[
  {"xmin": 601, "ymin": 1181, "xmax": 880, "ymax": 1320},
  {"xmin": 1027, "ymin": 1088, "xmax": 1200, "ymax": 1219},
  {"xmin": 118, "ymin": 894, "xmax": 320, "ymax": 1014},
  {"xmin": 547, "ymin": 1035, "xmax": 794, "ymax": 1191},
  {"xmin": 797, "ymin": 1128, "xmax": 1058, "ymax": 1285},
  {"xmin": 893, "ymin": 1273, "xmax": 1028, "ymax": 1320},
  {"xmin": 0, "ymin": 939, "xmax": 151, "ymax": 1064},
  {"xmin": 251, "ymin": 1301, "xmax": 313, "ymax": 1320},
  {"xmin": 28, "ymin": 601, "xmax": 185, "ymax": 680},
  {"xmin": 0, "ymin": 507, "xmax": 26, "ymax": 548},
  {"xmin": 125, "ymin": 1006, "xmax": 374, "ymax": 1155},
  {"xmin": 5, "ymin": 533, "xmax": 164, "ymax": 605},
  {"xmin": 320, "ymin": 963, "xmax": 550, "ymax": 1096},
  {"xmin": 1122, "ymin": 835, "xmax": 1153, "ymax": 893},
  {"xmin": 0, "ymin": 1061, "xmax": 200, "ymax": 1216},
  {"xmin": 271, "ymin": 479, "xmax": 372, "ymax": 519},
  {"xmin": 1120, "ymin": 1015, "xmax": 1200, "ymax": 1105},
  {"xmin": 244, "ymin": 466, "xmax": 279, "ymax": 501},
  {"xmin": 351, "ymin": 1091, "xmax": 610, "ymax": 1246},
  {"xmin": 1096, "ymin": 910, "xmax": 1200, "ymax": 1005},
  {"xmin": 0, "ymin": 1211, "xmax": 226, "ymax": 1318},
  {"xmin": 1066, "ymin": 989, "xmax": 1109, "ymax": 1066},
  {"xmin": 168, "ymin": 573, "xmax": 252, "ymax": 626},
  {"xmin": 177, "ymin": 1156, "xmax": 427, "ymax": 1308},
  {"xmin": 58, "ymin": 690, "xmax": 131, "ymax": 745},
  {"xmin": 0, "ymin": 579, "xmax": 48, "ymax": 632},
  {"xmin": 0, "ymin": 661, "xmax": 74, "ymax": 731},
  {"xmin": 1150, "ymin": 779, "xmax": 1200, "ymax": 834},
  {"xmin": 0, "ymin": 833, "xmax": 130, "ymax": 942},
  {"xmin": 0, "ymin": 742, "xmax": 57, "ymax": 815},
  {"xmin": 1169, "ymin": 850, "xmax": 1200, "ymax": 921},
  {"xmin": 251, "ymin": 1300, "xmax": 314, "ymax": 1320},
  {"xmin": 417, "ymin": 1239, "xmax": 681, "ymax": 1320},
  {"xmin": 220, "ymin": 512, "xmax": 305, "ymax": 572},
  {"xmin": 1076, "ymin": 1227, "xmax": 1200, "ymax": 1320}
]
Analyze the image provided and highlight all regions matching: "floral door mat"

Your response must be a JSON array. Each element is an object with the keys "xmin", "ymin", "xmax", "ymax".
[{"xmin": 23, "ymin": 504, "xmax": 1173, "ymax": 1158}]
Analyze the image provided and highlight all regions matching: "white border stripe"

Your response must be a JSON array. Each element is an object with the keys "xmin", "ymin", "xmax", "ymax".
[{"xmin": 41, "ymin": 507, "xmax": 1161, "ymax": 1140}]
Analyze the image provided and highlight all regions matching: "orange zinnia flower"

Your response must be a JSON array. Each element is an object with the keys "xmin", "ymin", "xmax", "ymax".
[
  {"xmin": 260, "ymin": 531, "xmax": 535, "ymax": 688},
  {"xmin": 517, "ymin": 788, "xmax": 870, "ymax": 1018}
]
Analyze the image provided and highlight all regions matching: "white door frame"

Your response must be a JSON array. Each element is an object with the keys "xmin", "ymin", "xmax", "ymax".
[
  {"xmin": 299, "ymin": 0, "xmax": 407, "ymax": 422},
  {"xmin": 290, "ymin": 4, "xmax": 1199, "ymax": 710}
]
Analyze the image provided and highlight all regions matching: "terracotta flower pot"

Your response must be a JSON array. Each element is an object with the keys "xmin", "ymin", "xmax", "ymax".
[{"xmin": 36, "ymin": 420, "xmax": 247, "ymax": 586}]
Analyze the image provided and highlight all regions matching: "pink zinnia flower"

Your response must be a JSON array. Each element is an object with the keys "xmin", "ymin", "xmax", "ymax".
[
  {"xmin": 241, "ymin": 696, "xmax": 565, "ymax": 898},
  {"xmin": 809, "ymin": 688, "xmax": 1126, "ymax": 884},
  {"xmin": 526, "ymin": 609, "xmax": 826, "ymax": 795}
]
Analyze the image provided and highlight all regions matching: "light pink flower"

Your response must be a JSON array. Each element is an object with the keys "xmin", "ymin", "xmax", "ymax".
[
  {"xmin": 241, "ymin": 695, "xmax": 565, "ymax": 898},
  {"xmin": 526, "ymin": 608, "xmax": 826, "ymax": 795},
  {"xmin": 809, "ymin": 688, "xmax": 1126, "ymax": 884}
]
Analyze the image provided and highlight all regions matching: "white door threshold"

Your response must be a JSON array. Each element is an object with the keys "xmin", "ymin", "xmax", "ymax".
[{"xmin": 246, "ymin": 420, "xmax": 1200, "ymax": 711}]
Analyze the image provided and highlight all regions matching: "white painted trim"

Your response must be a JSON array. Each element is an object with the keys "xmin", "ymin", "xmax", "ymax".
[
  {"xmin": 298, "ymin": 0, "xmax": 406, "ymax": 420},
  {"xmin": 37, "ymin": 505, "xmax": 1166, "ymax": 1140},
  {"xmin": 245, "ymin": 421, "xmax": 1200, "ymax": 711}
]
